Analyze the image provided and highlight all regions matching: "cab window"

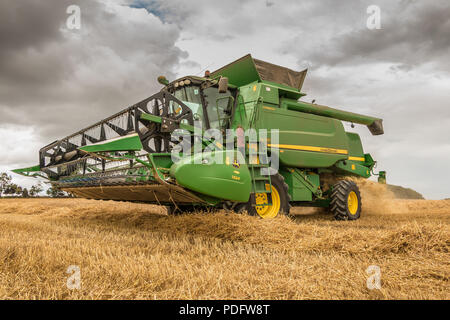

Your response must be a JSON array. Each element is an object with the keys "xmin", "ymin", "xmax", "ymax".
[{"xmin": 202, "ymin": 87, "xmax": 234, "ymax": 130}]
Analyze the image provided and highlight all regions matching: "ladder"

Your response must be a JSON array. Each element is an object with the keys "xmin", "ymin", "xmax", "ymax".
[{"xmin": 248, "ymin": 155, "xmax": 273, "ymax": 207}]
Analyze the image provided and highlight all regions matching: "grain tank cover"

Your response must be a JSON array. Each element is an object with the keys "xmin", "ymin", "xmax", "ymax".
[
  {"xmin": 211, "ymin": 54, "xmax": 307, "ymax": 91},
  {"xmin": 254, "ymin": 58, "xmax": 308, "ymax": 91}
]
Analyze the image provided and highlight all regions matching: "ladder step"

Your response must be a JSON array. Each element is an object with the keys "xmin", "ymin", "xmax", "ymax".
[{"xmin": 253, "ymin": 183, "xmax": 271, "ymax": 192}]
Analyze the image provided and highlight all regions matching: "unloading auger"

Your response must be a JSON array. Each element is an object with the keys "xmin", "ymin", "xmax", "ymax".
[{"xmin": 13, "ymin": 54, "xmax": 386, "ymax": 220}]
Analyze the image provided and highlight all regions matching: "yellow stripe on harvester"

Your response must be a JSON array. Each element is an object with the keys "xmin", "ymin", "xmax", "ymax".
[
  {"xmin": 268, "ymin": 144, "xmax": 348, "ymax": 155},
  {"xmin": 348, "ymin": 156, "xmax": 365, "ymax": 162}
]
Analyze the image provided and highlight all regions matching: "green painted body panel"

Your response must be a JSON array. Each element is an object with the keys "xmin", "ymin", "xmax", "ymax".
[
  {"xmin": 79, "ymin": 133, "xmax": 143, "ymax": 153},
  {"xmin": 211, "ymin": 54, "xmax": 261, "ymax": 88},
  {"xmin": 363, "ymin": 153, "xmax": 376, "ymax": 169},
  {"xmin": 261, "ymin": 80, "xmax": 305, "ymax": 100},
  {"xmin": 12, "ymin": 165, "xmax": 41, "ymax": 174},
  {"xmin": 151, "ymin": 153, "xmax": 174, "ymax": 169},
  {"xmin": 284, "ymin": 99, "xmax": 380, "ymax": 126},
  {"xmin": 346, "ymin": 132, "xmax": 365, "ymax": 159},
  {"xmin": 278, "ymin": 149, "xmax": 346, "ymax": 168},
  {"xmin": 254, "ymin": 104, "xmax": 349, "ymax": 168},
  {"xmin": 11, "ymin": 164, "xmax": 48, "ymax": 179},
  {"xmin": 308, "ymin": 173, "xmax": 320, "ymax": 190},
  {"xmin": 334, "ymin": 160, "xmax": 371, "ymax": 178},
  {"xmin": 170, "ymin": 151, "xmax": 252, "ymax": 202},
  {"xmin": 279, "ymin": 169, "xmax": 322, "ymax": 201},
  {"xmin": 258, "ymin": 83, "xmax": 280, "ymax": 105},
  {"xmin": 280, "ymin": 169, "xmax": 313, "ymax": 201}
]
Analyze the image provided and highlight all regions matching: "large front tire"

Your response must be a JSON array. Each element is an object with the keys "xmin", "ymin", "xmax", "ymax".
[
  {"xmin": 239, "ymin": 174, "xmax": 290, "ymax": 219},
  {"xmin": 330, "ymin": 180, "xmax": 362, "ymax": 220}
]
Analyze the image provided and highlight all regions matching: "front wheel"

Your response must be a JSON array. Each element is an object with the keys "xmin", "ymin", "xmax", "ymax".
[
  {"xmin": 330, "ymin": 180, "xmax": 362, "ymax": 220},
  {"xmin": 238, "ymin": 174, "xmax": 291, "ymax": 219}
]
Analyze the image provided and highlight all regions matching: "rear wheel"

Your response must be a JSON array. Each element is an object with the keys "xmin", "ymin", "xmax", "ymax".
[
  {"xmin": 330, "ymin": 180, "xmax": 362, "ymax": 220},
  {"xmin": 238, "ymin": 174, "xmax": 290, "ymax": 219}
]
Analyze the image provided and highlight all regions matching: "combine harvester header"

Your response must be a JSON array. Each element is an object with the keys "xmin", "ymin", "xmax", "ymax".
[{"xmin": 13, "ymin": 54, "xmax": 385, "ymax": 220}]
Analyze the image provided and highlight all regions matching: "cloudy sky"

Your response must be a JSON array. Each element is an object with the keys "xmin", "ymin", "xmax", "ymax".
[{"xmin": 0, "ymin": 0, "xmax": 449, "ymax": 199}]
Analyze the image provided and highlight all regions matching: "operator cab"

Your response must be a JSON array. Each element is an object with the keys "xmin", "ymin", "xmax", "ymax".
[{"xmin": 166, "ymin": 76, "xmax": 236, "ymax": 131}]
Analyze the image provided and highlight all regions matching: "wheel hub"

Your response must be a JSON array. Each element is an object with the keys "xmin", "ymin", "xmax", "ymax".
[
  {"xmin": 347, "ymin": 191, "xmax": 358, "ymax": 215},
  {"xmin": 255, "ymin": 186, "xmax": 281, "ymax": 219}
]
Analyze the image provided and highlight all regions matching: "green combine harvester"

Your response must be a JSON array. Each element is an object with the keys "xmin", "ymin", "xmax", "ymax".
[{"xmin": 13, "ymin": 54, "xmax": 386, "ymax": 220}]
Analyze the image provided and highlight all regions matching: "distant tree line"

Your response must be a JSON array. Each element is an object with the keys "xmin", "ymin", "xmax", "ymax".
[{"xmin": 0, "ymin": 172, "xmax": 71, "ymax": 198}]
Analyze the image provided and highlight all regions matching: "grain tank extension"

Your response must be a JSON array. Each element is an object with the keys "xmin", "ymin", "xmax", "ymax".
[{"xmin": 13, "ymin": 54, "xmax": 386, "ymax": 220}]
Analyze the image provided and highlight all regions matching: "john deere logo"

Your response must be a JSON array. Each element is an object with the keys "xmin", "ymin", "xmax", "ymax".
[{"xmin": 232, "ymin": 159, "xmax": 240, "ymax": 168}]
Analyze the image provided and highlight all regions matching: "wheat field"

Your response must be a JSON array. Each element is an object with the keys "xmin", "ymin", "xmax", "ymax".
[{"xmin": 0, "ymin": 180, "xmax": 448, "ymax": 300}]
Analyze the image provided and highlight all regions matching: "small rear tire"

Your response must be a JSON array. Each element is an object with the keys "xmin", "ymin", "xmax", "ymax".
[{"xmin": 330, "ymin": 180, "xmax": 362, "ymax": 220}]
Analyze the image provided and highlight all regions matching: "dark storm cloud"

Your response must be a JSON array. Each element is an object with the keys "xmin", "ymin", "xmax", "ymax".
[
  {"xmin": 0, "ymin": 0, "xmax": 73, "ymax": 85},
  {"xmin": 0, "ymin": 0, "xmax": 186, "ymax": 142},
  {"xmin": 0, "ymin": 0, "xmax": 67, "ymax": 53},
  {"xmin": 299, "ymin": 1, "xmax": 450, "ymax": 71}
]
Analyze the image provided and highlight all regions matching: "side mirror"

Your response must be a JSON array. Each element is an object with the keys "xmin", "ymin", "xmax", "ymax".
[{"xmin": 218, "ymin": 77, "xmax": 229, "ymax": 93}]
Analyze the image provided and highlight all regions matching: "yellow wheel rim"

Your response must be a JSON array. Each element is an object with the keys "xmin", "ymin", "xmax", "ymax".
[
  {"xmin": 347, "ymin": 191, "xmax": 358, "ymax": 215},
  {"xmin": 255, "ymin": 186, "xmax": 281, "ymax": 219}
]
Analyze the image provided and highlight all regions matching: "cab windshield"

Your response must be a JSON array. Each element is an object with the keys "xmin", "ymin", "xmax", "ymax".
[
  {"xmin": 171, "ymin": 83, "xmax": 234, "ymax": 130},
  {"xmin": 173, "ymin": 85, "xmax": 202, "ymax": 116}
]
